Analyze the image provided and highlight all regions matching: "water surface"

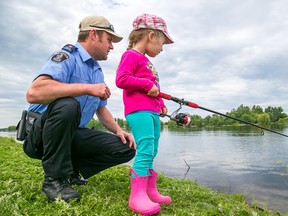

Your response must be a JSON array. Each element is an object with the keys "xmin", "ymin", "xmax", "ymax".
[{"xmin": 154, "ymin": 127, "xmax": 288, "ymax": 213}]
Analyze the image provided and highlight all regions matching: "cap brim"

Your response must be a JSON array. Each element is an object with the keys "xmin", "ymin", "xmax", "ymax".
[
  {"xmin": 111, "ymin": 34, "xmax": 123, "ymax": 43},
  {"xmin": 100, "ymin": 29, "xmax": 123, "ymax": 43},
  {"xmin": 163, "ymin": 32, "xmax": 174, "ymax": 44}
]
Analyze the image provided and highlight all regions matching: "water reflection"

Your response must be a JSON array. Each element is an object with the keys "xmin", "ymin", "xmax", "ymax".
[{"xmin": 155, "ymin": 127, "xmax": 288, "ymax": 213}]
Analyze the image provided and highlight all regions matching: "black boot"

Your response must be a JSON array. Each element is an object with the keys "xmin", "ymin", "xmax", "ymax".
[
  {"xmin": 42, "ymin": 177, "xmax": 80, "ymax": 202},
  {"xmin": 69, "ymin": 172, "xmax": 88, "ymax": 186}
]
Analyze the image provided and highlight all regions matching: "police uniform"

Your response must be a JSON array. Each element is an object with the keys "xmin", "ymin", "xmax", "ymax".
[{"xmin": 23, "ymin": 43, "xmax": 135, "ymax": 179}]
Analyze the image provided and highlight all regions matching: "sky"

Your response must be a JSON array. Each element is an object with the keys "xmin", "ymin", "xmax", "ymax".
[{"xmin": 1, "ymin": 0, "xmax": 288, "ymax": 128}]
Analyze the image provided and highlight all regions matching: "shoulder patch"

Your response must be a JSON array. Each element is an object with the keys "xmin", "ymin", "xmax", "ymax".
[
  {"xmin": 51, "ymin": 52, "xmax": 70, "ymax": 63},
  {"xmin": 62, "ymin": 44, "xmax": 77, "ymax": 53}
]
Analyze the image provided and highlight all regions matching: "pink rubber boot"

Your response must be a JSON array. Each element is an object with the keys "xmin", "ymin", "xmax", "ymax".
[
  {"xmin": 128, "ymin": 169, "xmax": 160, "ymax": 215},
  {"xmin": 147, "ymin": 169, "xmax": 172, "ymax": 205}
]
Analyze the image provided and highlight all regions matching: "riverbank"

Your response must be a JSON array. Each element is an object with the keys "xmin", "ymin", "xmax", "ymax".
[{"xmin": 0, "ymin": 136, "xmax": 285, "ymax": 215}]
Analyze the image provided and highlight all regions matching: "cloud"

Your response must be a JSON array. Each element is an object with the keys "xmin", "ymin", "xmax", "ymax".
[{"xmin": 1, "ymin": 0, "xmax": 288, "ymax": 128}]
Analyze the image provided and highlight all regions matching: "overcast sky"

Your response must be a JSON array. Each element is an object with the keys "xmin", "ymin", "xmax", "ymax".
[{"xmin": 1, "ymin": 0, "xmax": 288, "ymax": 128}]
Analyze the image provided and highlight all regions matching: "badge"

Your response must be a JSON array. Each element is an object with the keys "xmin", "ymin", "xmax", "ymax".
[
  {"xmin": 51, "ymin": 52, "xmax": 69, "ymax": 63},
  {"xmin": 62, "ymin": 44, "xmax": 77, "ymax": 53}
]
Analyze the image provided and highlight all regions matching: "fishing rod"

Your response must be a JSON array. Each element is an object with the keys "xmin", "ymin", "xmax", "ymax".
[{"xmin": 158, "ymin": 92, "xmax": 288, "ymax": 138}]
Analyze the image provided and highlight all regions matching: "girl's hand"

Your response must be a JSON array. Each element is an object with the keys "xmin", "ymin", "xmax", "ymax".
[
  {"xmin": 160, "ymin": 107, "xmax": 168, "ymax": 115},
  {"xmin": 147, "ymin": 85, "xmax": 159, "ymax": 97}
]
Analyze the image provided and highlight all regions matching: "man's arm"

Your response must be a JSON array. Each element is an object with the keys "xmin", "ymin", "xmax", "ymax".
[
  {"xmin": 96, "ymin": 106, "xmax": 136, "ymax": 149},
  {"xmin": 26, "ymin": 75, "xmax": 111, "ymax": 104}
]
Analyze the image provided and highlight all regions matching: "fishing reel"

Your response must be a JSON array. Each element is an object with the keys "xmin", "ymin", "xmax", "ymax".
[
  {"xmin": 163, "ymin": 104, "xmax": 192, "ymax": 126},
  {"xmin": 173, "ymin": 112, "xmax": 192, "ymax": 126}
]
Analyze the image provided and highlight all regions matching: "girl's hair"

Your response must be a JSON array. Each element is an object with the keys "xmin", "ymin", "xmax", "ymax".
[
  {"xmin": 77, "ymin": 30, "xmax": 104, "ymax": 42},
  {"xmin": 127, "ymin": 29, "xmax": 164, "ymax": 50}
]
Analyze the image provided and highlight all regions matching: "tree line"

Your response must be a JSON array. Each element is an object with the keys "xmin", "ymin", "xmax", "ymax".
[
  {"xmin": 2, "ymin": 104, "xmax": 287, "ymax": 131},
  {"xmin": 87, "ymin": 104, "xmax": 288, "ymax": 130},
  {"xmin": 166, "ymin": 104, "xmax": 288, "ymax": 128}
]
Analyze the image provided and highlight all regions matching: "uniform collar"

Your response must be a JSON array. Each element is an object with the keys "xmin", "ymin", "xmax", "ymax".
[
  {"xmin": 75, "ymin": 42, "xmax": 101, "ymax": 68},
  {"xmin": 75, "ymin": 42, "xmax": 100, "ymax": 68},
  {"xmin": 75, "ymin": 42, "xmax": 92, "ymax": 62}
]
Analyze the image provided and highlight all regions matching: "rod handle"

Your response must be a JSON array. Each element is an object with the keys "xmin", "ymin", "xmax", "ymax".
[{"xmin": 158, "ymin": 92, "xmax": 172, "ymax": 100}]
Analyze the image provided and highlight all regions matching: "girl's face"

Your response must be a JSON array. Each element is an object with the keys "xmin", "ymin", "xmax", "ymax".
[{"xmin": 146, "ymin": 32, "xmax": 166, "ymax": 58}]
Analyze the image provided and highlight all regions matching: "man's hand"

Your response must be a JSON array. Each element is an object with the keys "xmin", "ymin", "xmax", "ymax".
[
  {"xmin": 96, "ymin": 106, "xmax": 136, "ymax": 150},
  {"xmin": 116, "ymin": 129, "xmax": 136, "ymax": 150},
  {"xmin": 92, "ymin": 83, "xmax": 111, "ymax": 100}
]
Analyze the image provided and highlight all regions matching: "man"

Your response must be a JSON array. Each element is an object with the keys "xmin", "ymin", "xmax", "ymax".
[{"xmin": 23, "ymin": 15, "xmax": 136, "ymax": 202}]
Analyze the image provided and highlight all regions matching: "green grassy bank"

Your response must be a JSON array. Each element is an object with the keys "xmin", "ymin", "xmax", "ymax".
[{"xmin": 0, "ymin": 137, "xmax": 285, "ymax": 216}]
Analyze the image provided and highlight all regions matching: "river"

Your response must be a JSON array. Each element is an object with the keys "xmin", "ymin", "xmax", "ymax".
[
  {"xmin": 1, "ymin": 127, "xmax": 287, "ymax": 213},
  {"xmin": 154, "ymin": 126, "xmax": 288, "ymax": 213}
]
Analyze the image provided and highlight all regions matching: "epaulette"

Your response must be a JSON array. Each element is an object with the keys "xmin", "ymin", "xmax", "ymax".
[{"xmin": 62, "ymin": 44, "xmax": 78, "ymax": 53}]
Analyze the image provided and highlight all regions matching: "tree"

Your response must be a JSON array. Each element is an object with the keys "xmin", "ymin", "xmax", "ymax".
[
  {"xmin": 8, "ymin": 126, "xmax": 16, "ymax": 131},
  {"xmin": 257, "ymin": 113, "xmax": 270, "ymax": 126},
  {"xmin": 208, "ymin": 114, "xmax": 225, "ymax": 126},
  {"xmin": 115, "ymin": 118, "xmax": 129, "ymax": 129},
  {"xmin": 190, "ymin": 115, "xmax": 203, "ymax": 127},
  {"xmin": 278, "ymin": 116, "xmax": 288, "ymax": 125},
  {"xmin": 264, "ymin": 106, "xmax": 287, "ymax": 122},
  {"xmin": 87, "ymin": 118, "xmax": 105, "ymax": 130},
  {"xmin": 234, "ymin": 104, "xmax": 251, "ymax": 118},
  {"xmin": 224, "ymin": 112, "xmax": 238, "ymax": 125},
  {"xmin": 167, "ymin": 120, "xmax": 177, "ymax": 128},
  {"xmin": 241, "ymin": 113, "xmax": 253, "ymax": 123},
  {"xmin": 203, "ymin": 116, "xmax": 211, "ymax": 126},
  {"xmin": 252, "ymin": 105, "xmax": 263, "ymax": 114}
]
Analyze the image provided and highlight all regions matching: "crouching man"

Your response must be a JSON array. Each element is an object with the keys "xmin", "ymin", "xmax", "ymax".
[{"xmin": 23, "ymin": 15, "xmax": 136, "ymax": 202}]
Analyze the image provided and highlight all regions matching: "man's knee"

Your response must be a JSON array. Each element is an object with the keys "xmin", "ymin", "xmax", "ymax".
[
  {"xmin": 118, "ymin": 140, "xmax": 136, "ymax": 161},
  {"xmin": 128, "ymin": 148, "xmax": 136, "ymax": 160},
  {"xmin": 49, "ymin": 97, "xmax": 81, "ymax": 123},
  {"xmin": 55, "ymin": 97, "xmax": 80, "ymax": 114}
]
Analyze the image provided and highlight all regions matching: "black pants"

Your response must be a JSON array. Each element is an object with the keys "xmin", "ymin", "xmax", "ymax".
[{"xmin": 23, "ymin": 97, "xmax": 135, "ymax": 179}]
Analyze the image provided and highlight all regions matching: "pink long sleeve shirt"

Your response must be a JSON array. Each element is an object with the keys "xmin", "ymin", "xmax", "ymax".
[{"xmin": 116, "ymin": 49, "xmax": 166, "ymax": 116}]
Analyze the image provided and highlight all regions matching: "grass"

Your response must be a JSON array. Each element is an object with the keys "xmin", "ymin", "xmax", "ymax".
[{"xmin": 0, "ymin": 136, "xmax": 285, "ymax": 216}]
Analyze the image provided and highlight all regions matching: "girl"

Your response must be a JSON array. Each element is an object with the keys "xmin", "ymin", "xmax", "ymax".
[{"xmin": 116, "ymin": 13, "xmax": 174, "ymax": 215}]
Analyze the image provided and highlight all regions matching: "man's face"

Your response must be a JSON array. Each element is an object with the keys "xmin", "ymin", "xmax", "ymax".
[{"xmin": 92, "ymin": 31, "xmax": 114, "ymax": 61}]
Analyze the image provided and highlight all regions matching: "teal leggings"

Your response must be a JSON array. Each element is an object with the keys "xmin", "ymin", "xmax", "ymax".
[{"xmin": 126, "ymin": 111, "xmax": 160, "ymax": 176}]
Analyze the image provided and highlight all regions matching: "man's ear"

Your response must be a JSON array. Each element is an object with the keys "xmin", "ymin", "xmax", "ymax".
[{"xmin": 90, "ymin": 29, "xmax": 98, "ymax": 41}]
